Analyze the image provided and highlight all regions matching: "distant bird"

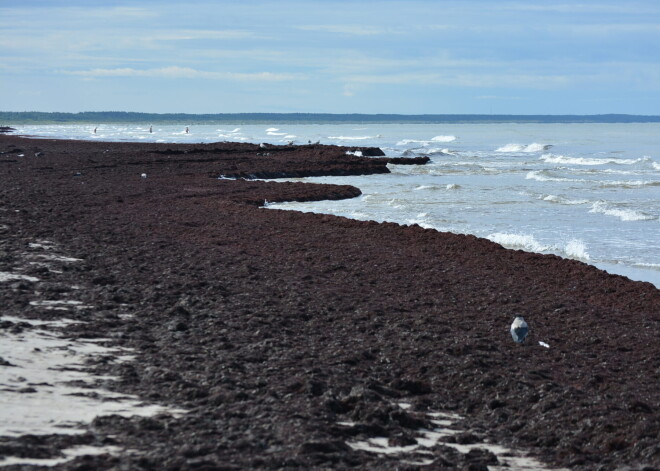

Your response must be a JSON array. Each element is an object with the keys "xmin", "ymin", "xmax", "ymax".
[
  {"xmin": 510, "ymin": 316, "xmax": 529, "ymax": 343},
  {"xmin": 141, "ymin": 173, "xmax": 147, "ymax": 178},
  {"xmin": 259, "ymin": 143, "xmax": 266, "ymax": 148}
]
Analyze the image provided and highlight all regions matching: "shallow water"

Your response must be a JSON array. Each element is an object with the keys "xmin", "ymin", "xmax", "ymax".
[{"xmin": 13, "ymin": 123, "xmax": 660, "ymax": 287}]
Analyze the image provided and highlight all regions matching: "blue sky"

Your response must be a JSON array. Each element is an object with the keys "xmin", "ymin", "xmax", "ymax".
[{"xmin": 1, "ymin": 0, "xmax": 659, "ymax": 114}]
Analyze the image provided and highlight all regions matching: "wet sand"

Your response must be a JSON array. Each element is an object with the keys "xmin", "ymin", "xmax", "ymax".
[{"xmin": 0, "ymin": 135, "xmax": 658, "ymax": 470}]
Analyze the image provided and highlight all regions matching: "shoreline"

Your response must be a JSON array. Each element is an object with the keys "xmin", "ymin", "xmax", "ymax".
[{"xmin": 1, "ymin": 135, "xmax": 658, "ymax": 470}]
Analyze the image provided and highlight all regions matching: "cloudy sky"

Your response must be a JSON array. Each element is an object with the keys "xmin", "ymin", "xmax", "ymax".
[{"xmin": 2, "ymin": 0, "xmax": 659, "ymax": 114}]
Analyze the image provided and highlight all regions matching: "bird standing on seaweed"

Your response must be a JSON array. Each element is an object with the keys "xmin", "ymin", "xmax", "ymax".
[{"xmin": 510, "ymin": 316, "xmax": 529, "ymax": 343}]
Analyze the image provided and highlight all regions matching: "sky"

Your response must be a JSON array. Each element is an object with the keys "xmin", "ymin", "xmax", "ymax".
[{"xmin": 1, "ymin": 0, "xmax": 660, "ymax": 115}]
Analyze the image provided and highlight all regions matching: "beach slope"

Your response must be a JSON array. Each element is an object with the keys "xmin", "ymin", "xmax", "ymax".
[{"xmin": 1, "ymin": 135, "xmax": 658, "ymax": 470}]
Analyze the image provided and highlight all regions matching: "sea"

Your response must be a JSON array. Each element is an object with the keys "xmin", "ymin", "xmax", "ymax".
[{"xmin": 12, "ymin": 122, "xmax": 660, "ymax": 288}]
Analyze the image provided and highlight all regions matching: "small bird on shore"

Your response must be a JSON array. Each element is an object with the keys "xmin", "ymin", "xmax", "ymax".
[{"xmin": 510, "ymin": 316, "xmax": 529, "ymax": 343}]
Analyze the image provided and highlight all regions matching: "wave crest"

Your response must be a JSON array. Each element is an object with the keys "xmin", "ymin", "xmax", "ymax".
[
  {"xmin": 487, "ymin": 232, "xmax": 590, "ymax": 261},
  {"xmin": 496, "ymin": 143, "xmax": 552, "ymax": 153},
  {"xmin": 540, "ymin": 154, "xmax": 649, "ymax": 166},
  {"xmin": 431, "ymin": 135, "xmax": 457, "ymax": 142},
  {"xmin": 589, "ymin": 202, "xmax": 656, "ymax": 221}
]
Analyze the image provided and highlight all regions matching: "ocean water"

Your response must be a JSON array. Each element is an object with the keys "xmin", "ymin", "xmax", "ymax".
[{"xmin": 12, "ymin": 123, "xmax": 660, "ymax": 288}]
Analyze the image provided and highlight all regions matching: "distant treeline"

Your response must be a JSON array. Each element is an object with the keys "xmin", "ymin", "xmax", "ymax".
[{"xmin": 2, "ymin": 111, "xmax": 660, "ymax": 124}]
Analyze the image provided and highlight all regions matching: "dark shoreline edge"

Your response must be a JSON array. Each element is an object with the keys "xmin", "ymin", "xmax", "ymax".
[{"xmin": 0, "ymin": 135, "xmax": 658, "ymax": 470}]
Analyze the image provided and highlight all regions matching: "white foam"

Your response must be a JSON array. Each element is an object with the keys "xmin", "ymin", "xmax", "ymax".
[
  {"xmin": 633, "ymin": 262, "xmax": 660, "ymax": 270},
  {"xmin": 540, "ymin": 154, "xmax": 646, "ymax": 166},
  {"xmin": 346, "ymin": 150, "xmax": 363, "ymax": 157},
  {"xmin": 396, "ymin": 139, "xmax": 426, "ymax": 146},
  {"xmin": 487, "ymin": 233, "xmax": 550, "ymax": 252},
  {"xmin": 486, "ymin": 233, "xmax": 590, "ymax": 261},
  {"xmin": 431, "ymin": 135, "xmax": 457, "ymax": 142},
  {"xmin": 446, "ymin": 183, "xmax": 461, "ymax": 190},
  {"xmin": 265, "ymin": 127, "xmax": 279, "ymax": 132},
  {"xmin": 427, "ymin": 148, "xmax": 453, "ymax": 155},
  {"xmin": 526, "ymin": 171, "xmax": 584, "ymax": 183},
  {"xmin": 589, "ymin": 201, "xmax": 656, "ymax": 222},
  {"xmin": 406, "ymin": 215, "xmax": 434, "ymax": 229},
  {"xmin": 496, "ymin": 143, "xmax": 550, "ymax": 153},
  {"xmin": 599, "ymin": 180, "xmax": 660, "ymax": 189},
  {"xmin": 564, "ymin": 239, "xmax": 590, "ymax": 261},
  {"xmin": 541, "ymin": 195, "xmax": 589, "ymax": 205},
  {"xmin": 328, "ymin": 135, "xmax": 376, "ymax": 140}
]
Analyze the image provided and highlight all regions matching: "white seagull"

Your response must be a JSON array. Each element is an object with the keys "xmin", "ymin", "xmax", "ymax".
[{"xmin": 510, "ymin": 316, "xmax": 529, "ymax": 343}]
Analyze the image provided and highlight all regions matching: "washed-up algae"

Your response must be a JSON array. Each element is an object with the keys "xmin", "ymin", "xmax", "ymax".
[{"xmin": 0, "ymin": 135, "xmax": 658, "ymax": 470}]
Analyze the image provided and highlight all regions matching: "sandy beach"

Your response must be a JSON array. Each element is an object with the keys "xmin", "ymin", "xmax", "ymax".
[{"xmin": 0, "ymin": 134, "xmax": 658, "ymax": 470}]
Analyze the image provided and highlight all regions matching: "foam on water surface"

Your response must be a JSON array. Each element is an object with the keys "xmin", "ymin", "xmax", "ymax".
[
  {"xmin": 496, "ymin": 143, "xmax": 551, "ymax": 153},
  {"xmin": 589, "ymin": 201, "xmax": 657, "ymax": 222},
  {"xmin": 540, "ymin": 153, "xmax": 648, "ymax": 166}
]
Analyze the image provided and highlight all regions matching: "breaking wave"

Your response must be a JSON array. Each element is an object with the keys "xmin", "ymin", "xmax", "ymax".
[
  {"xmin": 431, "ymin": 135, "xmax": 457, "ymax": 142},
  {"xmin": 589, "ymin": 202, "xmax": 656, "ymax": 221},
  {"xmin": 396, "ymin": 135, "xmax": 456, "ymax": 146},
  {"xmin": 540, "ymin": 154, "xmax": 650, "ymax": 166},
  {"xmin": 599, "ymin": 180, "xmax": 660, "ymax": 189},
  {"xmin": 487, "ymin": 232, "xmax": 550, "ymax": 252},
  {"xmin": 329, "ymin": 135, "xmax": 379, "ymax": 141},
  {"xmin": 564, "ymin": 239, "xmax": 590, "ymax": 261},
  {"xmin": 496, "ymin": 143, "xmax": 552, "ymax": 153},
  {"xmin": 541, "ymin": 194, "xmax": 590, "ymax": 205},
  {"xmin": 633, "ymin": 262, "xmax": 660, "ymax": 271},
  {"xmin": 487, "ymin": 232, "xmax": 590, "ymax": 261},
  {"xmin": 526, "ymin": 170, "xmax": 585, "ymax": 183}
]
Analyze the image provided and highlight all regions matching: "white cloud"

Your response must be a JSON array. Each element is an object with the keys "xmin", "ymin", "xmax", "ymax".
[
  {"xmin": 62, "ymin": 66, "xmax": 306, "ymax": 81},
  {"xmin": 342, "ymin": 72, "xmax": 572, "ymax": 89},
  {"xmin": 551, "ymin": 23, "xmax": 660, "ymax": 35},
  {"xmin": 498, "ymin": 3, "xmax": 659, "ymax": 14},
  {"xmin": 142, "ymin": 29, "xmax": 260, "ymax": 42},
  {"xmin": 296, "ymin": 24, "xmax": 398, "ymax": 35}
]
